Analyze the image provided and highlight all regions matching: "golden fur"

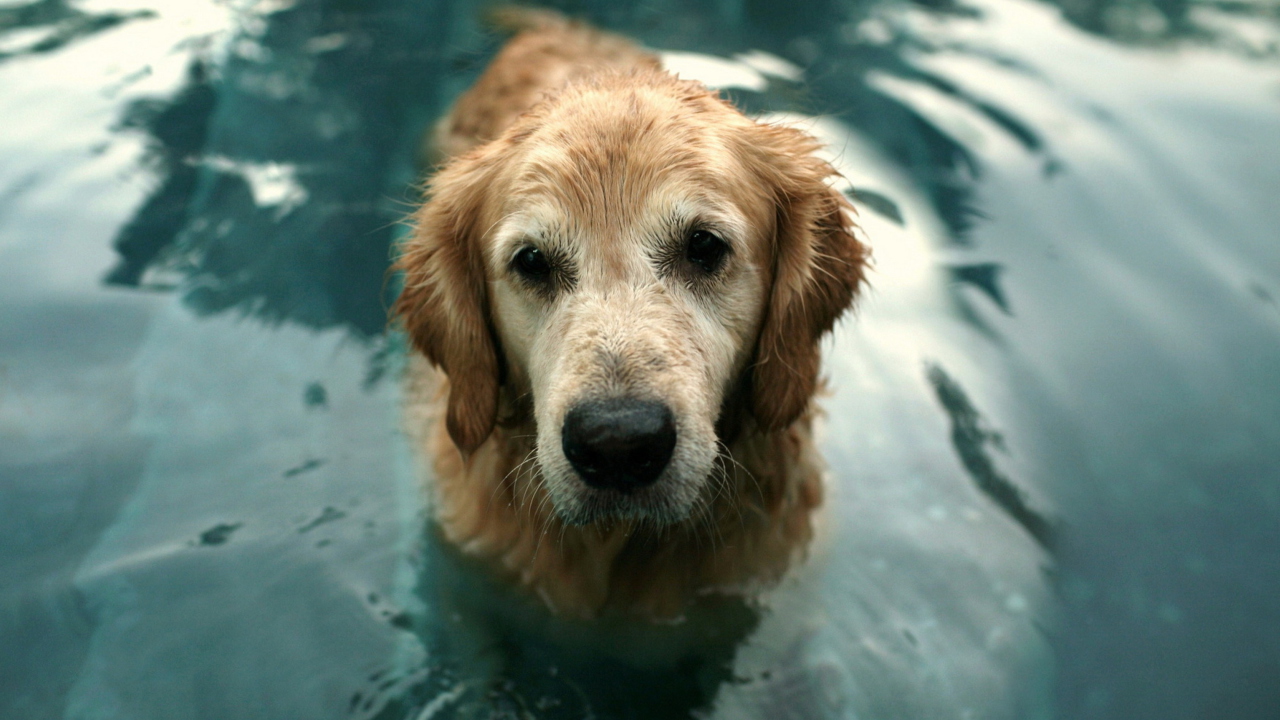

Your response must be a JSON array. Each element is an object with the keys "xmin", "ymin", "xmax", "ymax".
[{"xmin": 395, "ymin": 10, "xmax": 868, "ymax": 620}]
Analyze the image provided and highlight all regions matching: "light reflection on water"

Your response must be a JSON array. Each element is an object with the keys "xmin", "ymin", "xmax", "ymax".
[{"xmin": 0, "ymin": 0, "xmax": 1278, "ymax": 718}]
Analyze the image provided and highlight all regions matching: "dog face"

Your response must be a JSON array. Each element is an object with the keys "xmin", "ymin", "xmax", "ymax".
[{"xmin": 396, "ymin": 71, "xmax": 867, "ymax": 526}]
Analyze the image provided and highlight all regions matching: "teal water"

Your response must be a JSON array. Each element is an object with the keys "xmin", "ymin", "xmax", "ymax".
[{"xmin": 1, "ymin": 0, "xmax": 1278, "ymax": 718}]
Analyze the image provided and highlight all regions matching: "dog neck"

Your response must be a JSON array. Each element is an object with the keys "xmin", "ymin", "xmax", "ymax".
[{"xmin": 412, "ymin": 365, "xmax": 824, "ymax": 621}]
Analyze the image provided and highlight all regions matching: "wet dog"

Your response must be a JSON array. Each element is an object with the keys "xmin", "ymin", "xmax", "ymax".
[{"xmin": 395, "ymin": 9, "xmax": 868, "ymax": 621}]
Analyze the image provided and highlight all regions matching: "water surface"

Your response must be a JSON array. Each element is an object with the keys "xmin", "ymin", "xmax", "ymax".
[{"xmin": 1, "ymin": 0, "xmax": 1278, "ymax": 718}]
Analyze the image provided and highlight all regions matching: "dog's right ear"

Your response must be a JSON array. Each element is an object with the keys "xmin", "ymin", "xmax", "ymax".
[{"xmin": 394, "ymin": 151, "xmax": 503, "ymax": 455}]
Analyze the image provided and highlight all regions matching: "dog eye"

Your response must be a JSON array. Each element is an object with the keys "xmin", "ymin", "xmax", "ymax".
[
  {"xmin": 513, "ymin": 246, "xmax": 552, "ymax": 280},
  {"xmin": 685, "ymin": 230, "xmax": 729, "ymax": 274}
]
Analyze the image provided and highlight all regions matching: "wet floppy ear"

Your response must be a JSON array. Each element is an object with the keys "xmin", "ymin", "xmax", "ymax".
[
  {"xmin": 745, "ymin": 124, "xmax": 870, "ymax": 430},
  {"xmin": 393, "ymin": 152, "xmax": 503, "ymax": 454}
]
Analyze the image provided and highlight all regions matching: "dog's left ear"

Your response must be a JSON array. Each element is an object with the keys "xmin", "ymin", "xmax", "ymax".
[{"xmin": 741, "ymin": 123, "xmax": 870, "ymax": 431}]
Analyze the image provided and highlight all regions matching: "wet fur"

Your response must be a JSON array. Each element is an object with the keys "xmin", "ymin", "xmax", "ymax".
[{"xmin": 395, "ymin": 10, "xmax": 868, "ymax": 620}]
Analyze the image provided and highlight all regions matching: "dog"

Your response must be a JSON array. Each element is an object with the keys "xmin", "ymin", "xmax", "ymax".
[{"xmin": 395, "ymin": 9, "xmax": 869, "ymax": 622}]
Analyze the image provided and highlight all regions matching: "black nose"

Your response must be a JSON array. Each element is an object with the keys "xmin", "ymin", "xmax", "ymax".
[{"xmin": 561, "ymin": 398, "xmax": 676, "ymax": 492}]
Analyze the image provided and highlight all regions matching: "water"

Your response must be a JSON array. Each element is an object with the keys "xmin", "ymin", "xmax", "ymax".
[{"xmin": 1, "ymin": 0, "xmax": 1277, "ymax": 718}]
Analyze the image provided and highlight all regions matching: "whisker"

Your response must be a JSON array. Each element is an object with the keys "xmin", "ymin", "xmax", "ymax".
[
  {"xmin": 717, "ymin": 439, "xmax": 758, "ymax": 529},
  {"xmin": 704, "ymin": 457, "xmax": 732, "ymax": 551},
  {"xmin": 494, "ymin": 445, "xmax": 539, "ymax": 509},
  {"xmin": 531, "ymin": 487, "xmax": 557, "ymax": 567}
]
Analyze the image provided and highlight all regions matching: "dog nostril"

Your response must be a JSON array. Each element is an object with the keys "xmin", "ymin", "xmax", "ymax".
[{"xmin": 561, "ymin": 398, "xmax": 676, "ymax": 492}]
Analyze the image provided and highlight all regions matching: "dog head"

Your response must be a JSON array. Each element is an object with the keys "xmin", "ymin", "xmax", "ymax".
[{"xmin": 396, "ymin": 70, "xmax": 867, "ymax": 526}]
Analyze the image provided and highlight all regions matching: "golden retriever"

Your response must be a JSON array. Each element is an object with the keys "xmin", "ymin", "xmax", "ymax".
[{"xmin": 395, "ymin": 9, "xmax": 868, "ymax": 621}]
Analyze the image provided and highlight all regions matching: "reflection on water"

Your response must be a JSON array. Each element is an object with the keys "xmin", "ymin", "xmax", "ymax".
[
  {"xmin": 0, "ymin": 0, "xmax": 154, "ymax": 62},
  {"xmin": 1, "ymin": 0, "xmax": 1278, "ymax": 718},
  {"xmin": 926, "ymin": 363, "xmax": 1055, "ymax": 549},
  {"xmin": 98, "ymin": 0, "xmax": 446, "ymax": 339},
  {"xmin": 363, "ymin": 530, "xmax": 762, "ymax": 720}
]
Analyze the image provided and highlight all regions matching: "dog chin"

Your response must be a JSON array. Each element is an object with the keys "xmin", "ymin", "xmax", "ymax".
[{"xmin": 548, "ymin": 476, "xmax": 703, "ymax": 527}]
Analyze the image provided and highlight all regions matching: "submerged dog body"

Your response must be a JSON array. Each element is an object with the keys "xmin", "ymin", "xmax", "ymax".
[{"xmin": 396, "ymin": 13, "xmax": 868, "ymax": 619}]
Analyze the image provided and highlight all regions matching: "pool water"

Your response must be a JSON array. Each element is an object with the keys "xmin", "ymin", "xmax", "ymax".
[{"xmin": 1, "ymin": 0, "xmax": 1278, "ymax": 718}]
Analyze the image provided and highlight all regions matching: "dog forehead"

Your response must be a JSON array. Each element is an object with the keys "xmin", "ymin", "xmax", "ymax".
[
  {"xmin": 507, "ymin": 89, "xmax": 754, "ymax": 215},
  {"xmin": 482, "ymin": 76, "xmax": 779, "ymax": 269}
]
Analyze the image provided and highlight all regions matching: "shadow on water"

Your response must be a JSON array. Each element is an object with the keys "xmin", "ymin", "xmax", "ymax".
[{"xmin": 359, "ymin": 527, "xmax": 761, "ymax": 720}]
